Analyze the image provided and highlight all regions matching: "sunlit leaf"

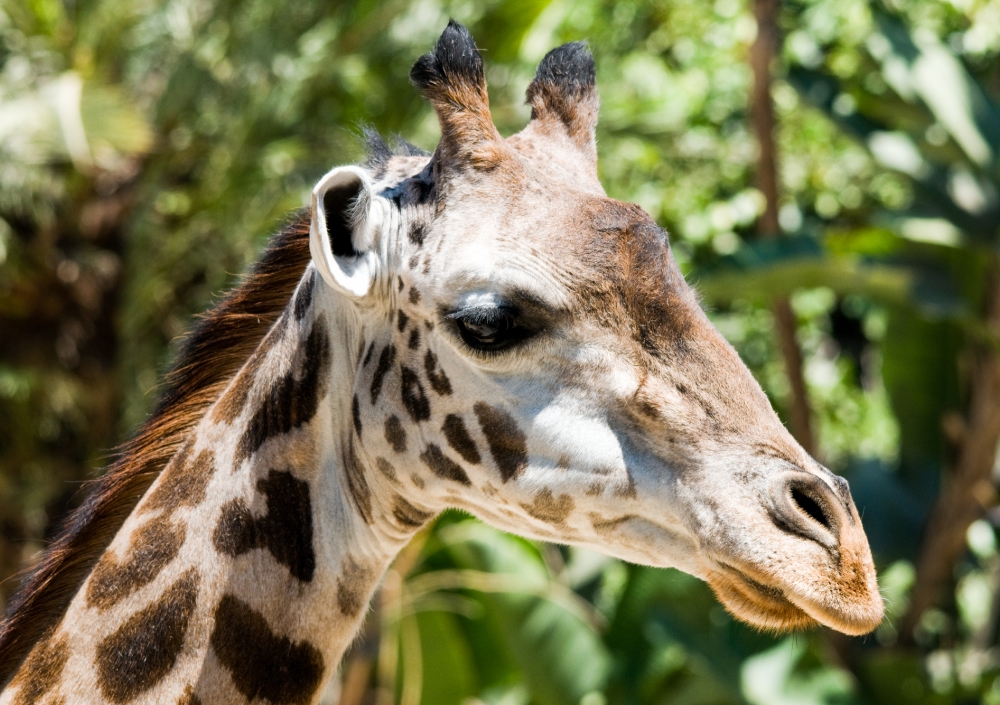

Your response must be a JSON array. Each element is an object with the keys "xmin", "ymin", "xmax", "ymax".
[{"xmin": 442, "ymin": 521, "xmax": 611, "ymax": 705}]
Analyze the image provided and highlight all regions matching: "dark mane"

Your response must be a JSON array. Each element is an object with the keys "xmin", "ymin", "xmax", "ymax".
[
  {"xmin": 0, "ymin": 210, "xmax": 313, "ymax": 683},
  {"xmin": 362, "ymin": 126, "xmax": 430, "ymax": 177}
]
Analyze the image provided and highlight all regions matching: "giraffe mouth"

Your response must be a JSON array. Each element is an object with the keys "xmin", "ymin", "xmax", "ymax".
[{"xmin": 704, "ymin": 561, "xmax": 817, "ymax": 633}]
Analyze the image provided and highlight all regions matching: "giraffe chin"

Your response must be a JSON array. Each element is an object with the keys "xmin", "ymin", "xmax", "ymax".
[
  {"xmin": 705, "ymin": 560, "xmax": 883, "ymax": 636},
  {"xmin": 704, "ymin": 567, "xmax": 817, "ymax": 633}
]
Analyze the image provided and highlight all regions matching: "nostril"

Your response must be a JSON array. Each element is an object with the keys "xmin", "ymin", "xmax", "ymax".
[
  {"xmin": 791, "ymin": 487, "xmax": 832, "ymax": 532},
  {"xmin": 769, "ymin": 472, "xmax": 845, "ymax": 548}
]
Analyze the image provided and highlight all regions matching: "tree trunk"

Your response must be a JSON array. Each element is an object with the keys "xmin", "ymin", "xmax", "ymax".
[
  {"xmin": 899, "ymin": 260, "xmax": 1000, "ymax": 642},
  {"xmin": 749, "ymin": 0, "xmax": 817, "ymax": 457}
]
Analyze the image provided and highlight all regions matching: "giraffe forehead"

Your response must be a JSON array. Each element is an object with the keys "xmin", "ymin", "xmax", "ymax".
[
  {"xmin": 417, "ymin": 193, "xmax": 660, "ymax": 295},
  {"xmin": 379, "ymin": 151, "xmax": 705, "ymax": 357}
]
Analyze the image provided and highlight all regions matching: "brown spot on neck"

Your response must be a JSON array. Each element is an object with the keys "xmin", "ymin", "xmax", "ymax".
[
  {"xmin": 370, "ymin": 344, "xmax": 396, "ymax": 404},
  {"xmin": 210, "ymin": 594, "xmax": 324, "ymax": 705},
  {"xmin": 293, "ymin": 273, "xmax": 314, "ymax": 321},
  {"xmin": 87, "ymin": 519, "xmax": 187, "ymax": 611},
  {"xmin": 400, "ymin": 366, "xmax": 431, "ymax": 422},
  {"xmin": 8, "ymin": 629, "xmax": 68, "ymax": 705},
  {"xmin": 424, "ymin": 349, "xmax": 452, "ymax": 396},
  {"xmin": 212, "ymin": 469, "xmax": 317, "ymax": 581},
  {"xmin": 589, "ymin": 514, "xmax": 641, "ymax": 539},
  {"xmin": 238, "ymin": 319, "xmax": 331, "ymax": 462},
  {"xmin": 362, "ymin": 341, "xmax": 376, "ymax": 367},
  {"xmin": 342, "ymin": 438, "xmax": 373, "ymax": 524},
  {"xmin": 352, "ymin": 394, "xmax": 363, "ymax": 438},
  {"xmin": 336, "ymin": 557, "xmax": 375, "ymax": 617},
  {"xmin": 140, "ymin": 446, "xmax": 215, "ymax": 515},
  {"xmin": 392, "ymin": 496, "xmax": 434, "ymax": 528},
  {"xmin": 376, "ymin": 457, "xmax": 399, "ymax": 483},
  {"xmin": 442, "ymin": 414, "xmax": 481, "ymax": 465},
  {"xmin": 409, "ymin": 222, "xmax": 428, "ymax": 246},
  {"xmin": 96, "ymin": 569, "xmax": 200, "ymax": 703},
  {"xmin": 384, "ymin": 415, "xmax": 407, "ymax": 453},
  {"xmin": 0, "ymin": 215, "xmax": 313, "ymax": 681},
  {"xmin": 419, "ymin": 444, "xmax": 471, "ymax": 486}
]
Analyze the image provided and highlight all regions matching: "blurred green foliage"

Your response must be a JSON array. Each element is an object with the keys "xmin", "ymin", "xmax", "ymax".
[{"xmin": 4, "ymin": 0, "xmax": 1000, "ymax": 702}]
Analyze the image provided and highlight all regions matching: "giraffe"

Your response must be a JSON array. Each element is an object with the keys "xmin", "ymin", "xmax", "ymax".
[{"xmin": 0, "ymin": 21, "xmax": 883, "ymax": 705}]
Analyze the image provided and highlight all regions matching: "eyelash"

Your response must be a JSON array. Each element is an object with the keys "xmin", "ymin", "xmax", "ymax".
[{"xmin": 448, "ymin": 305, "xmax": 531, "ymax": 352}]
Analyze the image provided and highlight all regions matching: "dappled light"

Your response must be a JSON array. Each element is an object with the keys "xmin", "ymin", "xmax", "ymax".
[{"xmin": 3, "ymin": 0, "xmax": 1000, "ymax": 703}]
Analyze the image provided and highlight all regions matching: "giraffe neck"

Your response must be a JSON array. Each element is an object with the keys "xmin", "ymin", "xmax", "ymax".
[{"xmin": 2, "ymin": 269, "xmax": 423, "ymax": 705}]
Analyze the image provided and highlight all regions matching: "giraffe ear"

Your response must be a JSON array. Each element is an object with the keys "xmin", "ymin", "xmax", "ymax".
[
  {"xmin": 525, "ymin": 42, "xmax": 599, "ymax": 165},
  {"xmin": 309, "ymin": 166, "xmax": 384, "ymax": 298}
]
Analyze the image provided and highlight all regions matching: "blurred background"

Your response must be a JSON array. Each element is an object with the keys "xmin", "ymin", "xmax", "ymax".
[{"xmin": 3, "ymin": 0, "xmax": 1000, "ymax": 702}]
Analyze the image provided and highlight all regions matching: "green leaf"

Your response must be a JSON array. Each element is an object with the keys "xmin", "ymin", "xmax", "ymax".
[
  {"xmin": 856, "ymin": 650, "xmax": 947, "ymax": 705},
  {"xmin": 741, "ymin": 638, "xmax": 854, "ymax": 705},
  {"xmin": 410, "ymin": 610, "xmax": 479, "ymax": 705},
  {"xmin": 880, "ymin": 307, "xmax": 962, "ymax": 480},
  {"xmin": 695, "ymin": 249, "xmax": 966, "ymax": 322},
  {"xmin": 841, "ymin": 459, "xmax": 928, "ymax": 563},
  {"xmin": 442, "ymin": 521, "xmax": 611, "ymax": 705},
  {"xmin": 787, "ymin": 66, "xmax": 998, "ymax": 238},
  {"xmin": 605, "ymin": 566, "xmax": 772, "ymax": 704},
  {"xmin": 81, "ymin": 84, "xmax": 155, "ymax": 156},
  {"xmin": 872, "ymin": 11, "xmax": 1000, "ymax": 173}
]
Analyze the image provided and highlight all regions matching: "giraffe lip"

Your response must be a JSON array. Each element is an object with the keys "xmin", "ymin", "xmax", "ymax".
[
  {"xmin": 715, "ymin": 561, "xmax": 788, "ymax": 602},
  {"xmin": 704, "ymin": 560, "xmax": 817, "ymax": 632},
  {"xmin": 708, "ymin": 555, "xmax": 883, "ymax": 635}
]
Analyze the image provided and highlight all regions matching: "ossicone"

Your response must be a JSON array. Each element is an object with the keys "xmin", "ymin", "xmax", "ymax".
[
  {"xmin": 524, "ymin": 42, "xmax": 599, "ymax": 160},
  {"xmin": 409, "ymin": 20, "xmax": 512, "ymax": 174}
]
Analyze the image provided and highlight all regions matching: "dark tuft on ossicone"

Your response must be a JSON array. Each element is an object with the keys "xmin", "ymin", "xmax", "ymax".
[
  {"xmin": 530, "ymin": 42, "xmax": 595, "ymax": 97},
  {"xmin": 525, "ymin": 41, "xmax": 599, "ymax": 151},
  {"xmin": 410, "ymin": 20, "xmax": 484, "ymax": 97}
]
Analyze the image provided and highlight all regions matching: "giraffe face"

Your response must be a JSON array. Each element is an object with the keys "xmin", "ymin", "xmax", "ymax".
[{"xmin": 309, "ymin": 24, "xmax": 883, "ymax": 636}]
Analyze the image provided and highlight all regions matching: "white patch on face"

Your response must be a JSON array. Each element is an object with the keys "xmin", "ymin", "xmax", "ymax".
[
  {"xmin": 567, "ymin": 339, "xmax": 641, "ymax": 396},
  {"xmin": 591, "ymin": 516, "xmax": 704, "ymax": 575},
  {"xmin": 532, "ymin": 397, "xmax": 625, "ymax": 474}
]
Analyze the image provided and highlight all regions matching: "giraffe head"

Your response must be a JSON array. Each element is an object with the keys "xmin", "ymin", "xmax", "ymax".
[{"xmin": 309, "ymin": 22, "xmax": 882, "ymax": 635}]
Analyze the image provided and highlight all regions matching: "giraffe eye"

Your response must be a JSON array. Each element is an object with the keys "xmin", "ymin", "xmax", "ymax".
[{"xmin": 450, "ymin": 305, "xmax": 527, "ymax": 352}]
